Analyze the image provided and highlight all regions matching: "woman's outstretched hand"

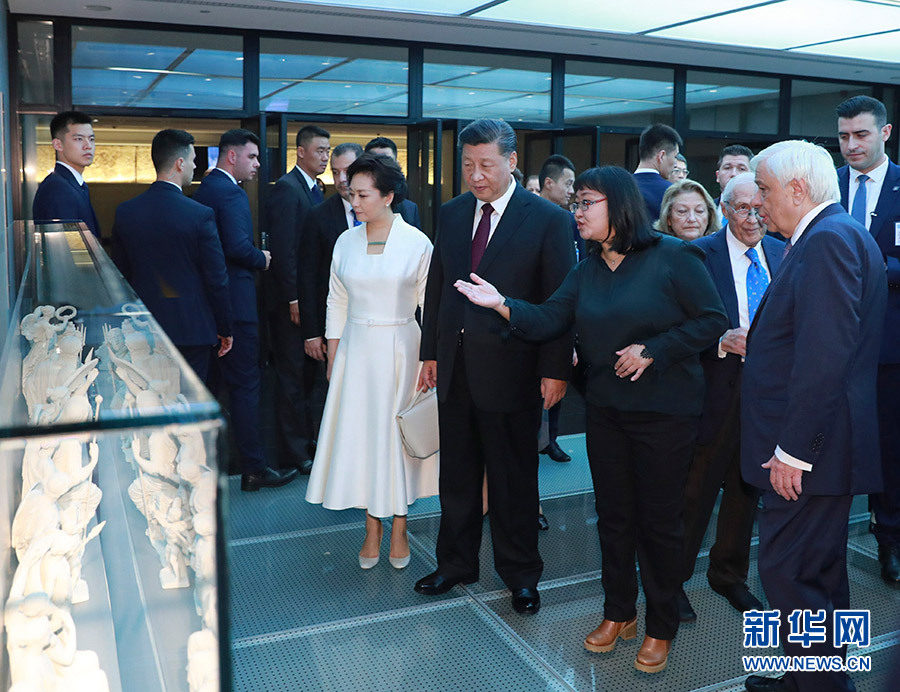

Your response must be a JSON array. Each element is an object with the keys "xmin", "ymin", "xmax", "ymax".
[{"xmin": 454, "ymin": 273, "xmax": 503, "ymax": 309}]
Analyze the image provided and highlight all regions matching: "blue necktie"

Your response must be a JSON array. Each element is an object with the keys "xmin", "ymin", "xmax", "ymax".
[
  {"xmin": 851, "ymin": 174, "xmax": 869, "ymax": 226},
  {"xmin": 310, "ymin": 181, "xmax": 324, "ymax": 205},
  {"xmin": 745, "ymin": 247, "xmax": 769, "ymax": 324}
]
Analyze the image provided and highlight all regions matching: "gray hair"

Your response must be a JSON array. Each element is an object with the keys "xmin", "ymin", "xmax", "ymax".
[
  {"xmin": 458, "ymin": 118, "xmax": 517, "ymax": 157},
  {"xmin": 751, "ymin": 140, "xmax": 839, "ymax": 206},
  {"xmin": 721, "ymin": 171, "xmax": 757, "ymax": 205}
]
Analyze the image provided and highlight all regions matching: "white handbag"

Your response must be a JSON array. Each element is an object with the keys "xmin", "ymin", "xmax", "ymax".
[{"xmin": 397, "ymin": 388, "xmax": 439, "ymax": 459}]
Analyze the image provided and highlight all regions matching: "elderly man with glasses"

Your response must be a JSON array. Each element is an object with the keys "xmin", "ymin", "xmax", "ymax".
[{"xmin": 676, "ymin": 172, "xmax": 784, "ymax": 623}]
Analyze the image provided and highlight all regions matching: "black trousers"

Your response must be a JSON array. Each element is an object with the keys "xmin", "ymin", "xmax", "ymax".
[
  {"xmin": 682, "ymin": 377, "xmax": 759, "ymax": 588},
  {"xmin": 872, "ymin": 364, "xmax": 900, "ymax": 548},
  {"xmin": 435, "ymin": 347, "xmax": 543, "ymax": 590},
  {"xmin": 586, "ymin": 405, "xmax": 698, "ymax": 641},
  {"xmin": 208, "ymin": 320, "xmax": 266, "ymax": 474},
  {"xmin": 758, "ymin": 491, "xmax": 855, "ymax": 692},
  {"xmin": 177, "ymin": 344, "xmax": 215, "ymax": 386},
  {"xmin": 268, "ymin": 306, "xmax": 326, "ymax": 467}
]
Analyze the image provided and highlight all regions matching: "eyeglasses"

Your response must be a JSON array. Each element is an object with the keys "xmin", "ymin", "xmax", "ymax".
[
  {"xmin": 725, "ymin": 202, "xmax": 761, "ymax": 219},
  {"xmin": 571, "ymin": 197, "xmax": 607, "ymax": 211}
]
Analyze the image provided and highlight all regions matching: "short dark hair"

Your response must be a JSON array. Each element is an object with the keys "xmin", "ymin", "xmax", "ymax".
[
  {"xmin": 218, "ymin": 128, "xmax": 260, "ymax": 155},
  {"xmin": 296, "ymin": 125, "xmax": 330, "ymax": 149},
  {"xmin": 638, "ymin": 124, "xmax": 683, "ymax": 161},
  {"xmin": 364, "ymin": 136, "xmax": 398, "ymax": 157},
  {"xmin": 333, "ymin": 142, "xmax": 364, "ymax": 160},
  {"xmin": 675, "ymin": 153, "xmax": 687, "ymax": 164},
  {"xmin": 574, "ymin": 166, "xmax": 658, "ymax": 255},
  {"xmin": 151, "ymin": 129, "xmax": 195, "ymax": 172},
  {"xmin": 539, "ymin": 155, "xmax": 576, "ymax": 190},
  {"xmin": 458, "ymin": 118, "xmax": 517, "ymax": 157},
  {"xmin": 716, "ymin": 144, "xmax": 753, "ymax": 169},
  {"xmin": 346, "ymin": 153, "xmax": 408, "ymax": 211},
  {"xmin": 50, "ymin": 111, "xmax": 92, "ymax": 140},
  {"xmin": 836, "ymin": 95, "xmax": 888, "ymax": 129}
]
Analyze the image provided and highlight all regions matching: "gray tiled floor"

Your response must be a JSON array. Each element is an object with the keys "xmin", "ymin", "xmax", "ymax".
[{"xmin": 228, "ymin": 434, "xmax": 897, "ymax": 691}]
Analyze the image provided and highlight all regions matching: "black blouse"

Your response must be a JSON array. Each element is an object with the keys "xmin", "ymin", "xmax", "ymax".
[{"xmin": 506, "ymin": 235, "xmax": 727, "ymax": 417}]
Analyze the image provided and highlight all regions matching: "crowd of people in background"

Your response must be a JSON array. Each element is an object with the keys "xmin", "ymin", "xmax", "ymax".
[{"xmin": 31, "ymin": 94, "xmax": 899, "ymax": 692}]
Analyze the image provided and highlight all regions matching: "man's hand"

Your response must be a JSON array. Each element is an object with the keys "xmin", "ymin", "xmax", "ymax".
[
  {"xmin": 541, "ymin": 378, "xmax": 567, "ymax": 410},
  {"xmin": 614, "ymin": 344, "xmax": 653, "ymax": 381},
  {"xmin": 289, "ymin": 302, "xmax": 300, "ymax": 326},
  {"xmin": 720, "ymin": 327, "xmax": 748, "ymax": 357},
  {"xmin": 217, "ymin": 335, "xmax": 233, "ymax": 358},
  {"xmin": 762, "ymin": 455, "xmax": 803, "ymax": 501},
  {"xmin": 262, "ymin": 250, "xmax": 272, "ymax": 270},
  {"xmin": 304, "ymin": 336, "xmax": 327, "ymax": 361},
  {"xmin": 418, "ymin": 360, "xmax": 437, "ymax": 391}
]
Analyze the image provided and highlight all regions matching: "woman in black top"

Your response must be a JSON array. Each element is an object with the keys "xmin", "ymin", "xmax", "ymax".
[{"xmin": 455, "ymin": 166, "xmax": 727, "ymax": 674}]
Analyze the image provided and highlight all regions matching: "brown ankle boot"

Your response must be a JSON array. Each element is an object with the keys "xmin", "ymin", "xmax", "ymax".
[
  {"xmin": 583, "ymin": 617, "xmax": 637, "ymax": 653},
  {"xmin": 634, "ymin": 636, "xmax": 671, "ymax": 673}
]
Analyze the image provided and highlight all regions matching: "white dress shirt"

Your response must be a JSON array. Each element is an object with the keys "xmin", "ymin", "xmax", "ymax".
[
  {"xmin": 633, "ymin": 167, "xmax": 661, "ymax": 176},
  {"xmin": 215, "ymin": 167, "xmax": 238, "ymax": 186},
  {"xmin": 159, "ymin": 179, "xmax": 183, "ymax": 192},
  {"xmin": 472, "ymin": 176, "xmax": 516, "ymax": 244},
  {"xmin": 341, "ymin": 197, "xmax": 355, "ymax": 230},
  {"xmin": 848, "ymin": 155, "xmax": 888, "ymax": 232},
  {"xmin": 717, "ymin": 229, "xmax": 772, "ymax": 358},
  {"xmin": 57, "ymin": 160, "xmax": 85, "ymax": 186},
  {"xmin": 773, "ymin": 199, "xmax": 834, "ymax": 473}
]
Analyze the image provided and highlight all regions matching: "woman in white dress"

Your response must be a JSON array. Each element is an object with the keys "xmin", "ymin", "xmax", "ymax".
[{"xmin": 306, "ymin": 153, "xmax": 439, "ymax": 569}]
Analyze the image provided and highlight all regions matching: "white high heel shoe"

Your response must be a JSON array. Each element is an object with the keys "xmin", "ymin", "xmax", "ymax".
[
  {"xmin": 389, "ymin": 554, "xmax": 410, "ymax": 569},
  {"xmin": 359, "ymin": 554, "xmax": 379, "ymax": 569}
]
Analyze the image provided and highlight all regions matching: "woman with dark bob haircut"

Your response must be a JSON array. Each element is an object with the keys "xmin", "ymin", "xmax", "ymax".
[
  {"xmin": 455, "ymin": 165, "xmax": 727, "ymax": 674},
  {"xmin": 307, "ymin": 152, "xmax": 438, "ymax": 571}
]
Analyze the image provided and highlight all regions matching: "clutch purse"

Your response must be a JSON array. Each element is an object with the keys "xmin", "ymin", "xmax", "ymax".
[{"xmin": 397, "ymin": 388, "xmax": 439, "ymax": 459}]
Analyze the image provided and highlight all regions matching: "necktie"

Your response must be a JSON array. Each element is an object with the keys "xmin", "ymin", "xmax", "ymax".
[
  {"xmin": 310, "ymin": 181, "xmax": 324, "ymax": 205},
  {"xmin": 851, "ymin": 174, "xmax": 869, "ymax": 226},
  {"xmin": 351, "ymin": 209, "xmax": 361, "ymax": 227},
  {"xmin": 471, "ymin": 203, "xmax": 494, "ymax": 270},
  {"xmin": 782, "ymin": 239, "xmax": 792, "ymax": 259},
  {"xmin": 745, "ymin": 247, "xmax": 769, "ymax": 324}
]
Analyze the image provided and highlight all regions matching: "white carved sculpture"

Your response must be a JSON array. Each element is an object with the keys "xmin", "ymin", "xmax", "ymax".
[
  {"xmin": 57, "ymin": 482, "xmax": 105, "ymax": 603},
  {"xmin": 11, "ymin": 484, "xmax": 60, "ymax": 562},
  {"xmin": 128, "ymin": 476, "xmax": 194, "ymax": 589},
  {"xmin": 186, "ymin": 628, "xmax": 219, "ymax": 692},
  {"xmin": 130, "ymin": 430, "xmax": 178, "ymax": 481}
]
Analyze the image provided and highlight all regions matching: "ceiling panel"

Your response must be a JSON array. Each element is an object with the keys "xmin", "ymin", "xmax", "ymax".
[
  {"xmin": 790, "ymin": 29, "xmax": 900, "ymax": 62},
  {"xmin": 649, "ymin": 0, "xmax": 900, "ymax": 51},
  {"xmin": 272, "ymin": 0, "xmax": 484, "ymax": 14},
  {"xmin": 565, "ymin": 77, "xmax": 674, "ymax": 100},
  {"xmin": 444, "ymin": 68, "xmax": 552, "ymax": 92}
]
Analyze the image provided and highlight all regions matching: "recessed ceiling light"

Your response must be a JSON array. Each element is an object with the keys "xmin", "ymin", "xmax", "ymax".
[
  {"xmin": 186, "ymin": 93, "xmax": 193, "ymax": 97},
  {"xmin": 146, "ymin": 52, "xmax": 155, "ymax": 56},
  {"xmin": 235, "ymin": 57, "xmax": 244, "ymax": 61}
]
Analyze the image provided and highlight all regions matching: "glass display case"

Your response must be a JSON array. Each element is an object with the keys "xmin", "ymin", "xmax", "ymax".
[{"xmin": 0, "ymin": 222, "xmax": 228, "ymax": 691}]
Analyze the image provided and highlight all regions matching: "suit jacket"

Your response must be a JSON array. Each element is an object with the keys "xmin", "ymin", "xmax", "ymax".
[
  {"xmin": 421, "ymin": 184, "xmax": 576, "ymax": 412},
  {"xmin": 193, "ymin": 169, "xmax": 267, "ymax": 323},
  {"xmin": 633, "ymin": 171, "xmax": 671, "ymax": 222},
  {"xmin": 693, "ymin": 229, "xmax": 784, "ymax": 445},
  {"xmin": 112, "ymin": 181, "xmax": 233, "ymax": 346},
  {"xmin": 399, "ymin": 198, "xmax": 422, "ymax": 229},
  {"xmin": 266, "ymin": 167, "xmax": 317, "ymax": 310},
  {"xmin": 838, "ymin": 160, "xmax": 900, "ymax": 363},
  {"xmin": 741, "ymin": 203, "xmax": 886, "ymax": 496},
  {"xmin": 300, "ymin": 193, "xmax": 349, "ymax": 338},
  {"xmin": 32, "ymin": 162, "xmax": 101, "ymax": 237}
]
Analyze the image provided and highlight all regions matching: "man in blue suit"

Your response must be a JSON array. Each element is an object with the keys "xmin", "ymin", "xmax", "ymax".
[
  {"xmin": 112, "ymin": 129, "xmax": 233, "ymax": 384},
  {"xmin": 836, "ymin": 95, "xmax": 900, "ymax": 585},
  {"xmin": 678, "ymin": 173, "xmax": 779, "ymax": 623},
  {"xmin": 364, "ymin": 136, "xmax": 422, "ymax": 229},
  {"xmin": 194, "ymin": 129, "xmax": 297, "ymax": 492},
  {"xmin": 32, "ymin": 110, "xmax": 101, "ymax": 237},
  {"xmin": 632, "ymin": 124, "xmax": 682, "ymax": 222},
  {"xmin": 741, "ymin": 141, "xmax": 886, "ymax": 692}
]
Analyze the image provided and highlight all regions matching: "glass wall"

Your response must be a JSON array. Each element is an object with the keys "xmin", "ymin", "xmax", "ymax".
[
  {"xmin": 260, "ymin": 38, "xmax": 408, "ymax": 116},
  {"xmin": 686, "ymin": 71, "xmax": 779, "ymax": 134},
  {"xmin": 16, "ymin": 21, "xmax": 54, "ymax": 104},
  {"xmin": 565, "ymin": 62, "xmax": 673, "ymax": 127},
  {"xmin": 790, "ymin": 80, "xmax": 873, "ymax": 136},
  {"xmin": 71, "ymin": 26, "xmax": 244, "ymax": 109},
  {"xmin": 423, "ymin": 49, "xmax": 551, "ymax": 122}
]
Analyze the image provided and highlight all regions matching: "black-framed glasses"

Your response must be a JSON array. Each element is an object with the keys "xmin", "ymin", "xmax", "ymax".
[{"xmin": 571, "ymin": 197, "xmax": 607, "ymax": 212}]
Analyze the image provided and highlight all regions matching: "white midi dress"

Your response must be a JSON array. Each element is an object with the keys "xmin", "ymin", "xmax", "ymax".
[{"xmin": 305, "ymin": 215, "xmax": 439, "ymax": 518}]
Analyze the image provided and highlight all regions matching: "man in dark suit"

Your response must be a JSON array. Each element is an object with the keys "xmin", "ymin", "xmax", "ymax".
[
  {"xmin": 364, "ymin": 137, "xmax": 422, "ymax": 228},
  {"xmin": 299, "ymin": 142, "xmax": 364, "ymax": 358},
  {"xmin": 32, "ymin": 110, "xmax": 101, "ymax": 237},
  {"xmin": 632, "ymin": 124, "xmax": 682, "ymax": 222},
  {"xmin": 111, "ymin": 129, "xmax": 233, "ymax": 383},
  {"xmin": 415, "ymin": 119, "xmax": 576, "ymax": 614},
  {"xmin": 741, "ymin": 140, "xmax": 886, "ymax": 692},
  {"xmin": 836, "ymin": 95, "xmax": 900, "ymax": 586},
  {"xmin": 713, "ymin": 145, "xmax": 753, "ymax": 228},
  {"xmin": 678, "ymin": 172, "xmax": 779, "ymax": 623},
  {"xmin": 193, "ymin": 129, "xmax": 296, "ymax": 492},
  {"xmin": 266, "ymin": 125, "xmax": 331, "ymax": 474}
]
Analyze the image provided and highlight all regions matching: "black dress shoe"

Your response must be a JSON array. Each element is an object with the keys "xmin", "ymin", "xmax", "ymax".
[
  {"xmin": 540, "ymin": 440, "xmax": 571, "ymax": 463},
  {"xmin": 306, "ymin": 440, "xmax": 317, "ymax": 460},
  {"xmin": 294, "ymin": 458, "xmax": 314, "ymax": 475},
  {"xmin": 537, "ymin": 513, "xmax": 550, "ymax": 531},
  {"xmin": 241, "ymin": 466, "xmax": 299, "ymax": 491},
  {"xmin": 712, "ymin": 583, "xmax": 765, "ymax": 613},
  {"xmin": 745, "ymin": 674, "xmax": 797, "ymax": 691},
  {"xmin": 676, "ymin": 587, "xmax": 696, "ymax": 622},
  {"xmin": 414, "ymin": 571, "xmax": 477, "ymax": 596},
  {"xmin": 511, "ymin": 587, "xmax": 540, "ymax": 615},
  {"xmin": 878, "ymin": 544, "xmax": 900, "ymax": 585}
]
